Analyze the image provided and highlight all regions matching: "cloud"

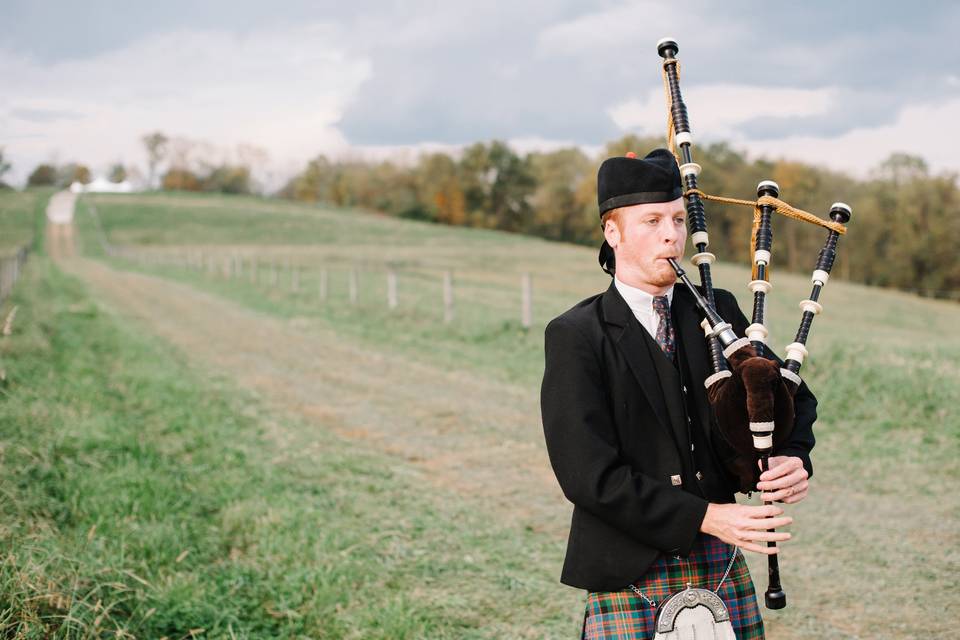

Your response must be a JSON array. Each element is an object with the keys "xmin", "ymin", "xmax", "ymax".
[
  {"xmin": 0, "ymin": 24, "xmax": 371, "ymax": 185},
  {"xmin": 2, "ymin": 2, "xmax": 958, "ymax": 186},
  {"xmin": 609, "ymin": 84, "xmax": 840, "ymax": 139},
  {"xmin": 9, "ymin": 107, "xmax": 85, "ymax": 123},
  {"xmin": 745, "ymin": 97, "xmax": 960, "ymax": 176},
  {"xmin": 536, "ymin": 0, "xmax": 743, "ymax": 58}
]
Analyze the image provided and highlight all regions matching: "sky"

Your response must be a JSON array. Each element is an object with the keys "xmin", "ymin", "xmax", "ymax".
[{"xmin": 2, "ymin": 1, "xmax": 958, "ymax": 187}]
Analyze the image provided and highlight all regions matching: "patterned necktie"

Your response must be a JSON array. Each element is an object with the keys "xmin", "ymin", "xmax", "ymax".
[{"xmin": 652, "ymin": 295, "xmax": 676, "ymax": 360}]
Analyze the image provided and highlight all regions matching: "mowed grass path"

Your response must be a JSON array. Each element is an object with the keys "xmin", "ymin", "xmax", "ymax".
[
  {"xmin": 4, "ymin": 189, "xmax": 956, "ymax": 637},
  {"xmin": 0, "ymin": 257, "xmax": 582, "ymax": 637}
]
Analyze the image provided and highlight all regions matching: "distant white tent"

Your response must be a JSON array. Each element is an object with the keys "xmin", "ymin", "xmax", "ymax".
[{"xmin": 70, "ymin": 177, "xmax": 136, "ymax": 193}]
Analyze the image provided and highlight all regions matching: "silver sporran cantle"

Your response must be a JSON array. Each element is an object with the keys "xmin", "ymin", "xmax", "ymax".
[{"xmin": 652, "ymin": 586, "xmax": 737, "ymax": 640}]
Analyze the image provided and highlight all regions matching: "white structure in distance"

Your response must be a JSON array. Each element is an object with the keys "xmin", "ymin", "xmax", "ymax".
[{"xmin": 70, "ymin": 177, "xmax": 136, "ymax": 194}]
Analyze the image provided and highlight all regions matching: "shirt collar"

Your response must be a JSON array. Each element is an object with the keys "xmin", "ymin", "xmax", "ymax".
[{"xmin": 614, "ymin": 276, "xmax": 674, "ymax": 316}]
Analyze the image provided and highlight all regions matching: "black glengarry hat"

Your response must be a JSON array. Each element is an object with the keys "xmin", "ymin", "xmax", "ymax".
[{"xmin": 597, "ymin": 148, "xmax": 683, "ymax": 275}]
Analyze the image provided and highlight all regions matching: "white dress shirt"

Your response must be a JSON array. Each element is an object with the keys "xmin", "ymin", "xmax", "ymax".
[{"xmin": 614, "ymin": 276, "xmax": 674, "ymax": 340}]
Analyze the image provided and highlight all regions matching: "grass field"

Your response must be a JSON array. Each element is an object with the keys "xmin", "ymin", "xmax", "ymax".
[{"xmin": 1, "ymin": 189, "xmax": 958, "ymax": 638}]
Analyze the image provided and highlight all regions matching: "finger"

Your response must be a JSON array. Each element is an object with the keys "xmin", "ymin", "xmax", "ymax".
[
  {"xmin": 757, "ymin": 468, "xmax": 807, "ymax": 491},
  {"xmin": 758, "ymin": 455, "xmax": 788, "ymax": 471},
  {"xmin": 761, "ymin": 480, "xmax": 809, "ymax": 502},
  {"xmin": 738, "ymin": 541, "xmax": 779, "ymax": 555},
  {"xmin": 759, "ymin": 457, "xmax": 802, "ymax": 482},
  {"xmin": 741, "ymin": 530, "xmax": 792, "ymax": 543},
  {"xmin": 782, "ymin": 488, "xmax": 809, "ymax": 505},
  {"xmin": 749, "ymin": 505, "xmax": 785, "ymax": 518},
  {"xmin": 742, "ymin": 515, "xmax": 793, "ymax": 530}
]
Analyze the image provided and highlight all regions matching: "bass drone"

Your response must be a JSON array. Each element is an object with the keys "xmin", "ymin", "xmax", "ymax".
[{"xmin": 656, "ymin": 37, "xmax": 850, "ymax": 611}]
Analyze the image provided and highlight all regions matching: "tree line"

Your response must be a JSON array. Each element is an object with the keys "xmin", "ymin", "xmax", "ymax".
[
  {"xmin": 278, "ymin": 136, "xmax": 959, "ymax": 300},
  {"xmin": 7, "ymin": 132, "xmax": 957, "ymax": 299},
  {"xmin": 18, "ymin": 133, "xmax": 261, "ymax": 195}
]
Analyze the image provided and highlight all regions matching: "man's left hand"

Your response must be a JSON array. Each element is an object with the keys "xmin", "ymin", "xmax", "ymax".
[{"xmin": 757, "ymin": 456, "xmax": 809, "ymax": 504}]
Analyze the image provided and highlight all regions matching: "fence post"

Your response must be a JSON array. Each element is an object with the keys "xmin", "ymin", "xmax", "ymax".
[
  {"xmin": 250, "ymin": 258, "xmax": 258, "ymax": 285},
  {"xmin": 348, "ymin": 268, "xmax": 358, "ymax": 304},
  {"xmin": 291, "ymin": 265, "xmax": 300, "ymax": 293},
  {"xmin": 521, "ymin": 272, "xmax": 532, "ymax": 329},
  {"xmin": 443, "ymin": 271, "xmax": 454, "ymax": 324},
  {"xmin": 319, "ymin": 268, "xmax": 328, "ymax": 302},
  {"xmin": 387, "ymin": 269, "xmax": 398, "ymax": 309}
]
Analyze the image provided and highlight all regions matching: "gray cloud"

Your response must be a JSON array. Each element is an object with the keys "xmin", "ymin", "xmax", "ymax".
[
  {"xmin": 337, "ymin": 1, "xmax": 960, "ymax": 146},
  {"xmin": 2, "ymin": 0, "xmax": 957, "ymax": 179},
  {"xmin": 9, "ymin": 107, "xmax": 85, "ymax": 123}
]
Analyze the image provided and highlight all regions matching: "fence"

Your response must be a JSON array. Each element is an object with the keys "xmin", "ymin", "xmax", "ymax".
[
  {"xmin": 109, "ymin": 246, "xmax": 540, "ymax": 329},
  {"xmin": 0, "ymin": 245, "xmax": 30, "ymax": 308}
]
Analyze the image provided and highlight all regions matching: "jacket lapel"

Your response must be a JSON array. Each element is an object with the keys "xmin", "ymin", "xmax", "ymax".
[
  {"xmin": 601, "ymin": 283, "xmax": 683, "ymax": 455},
  {"xmin": 672, "ymin": 285, "xmax": 714, "ymax": 439}
]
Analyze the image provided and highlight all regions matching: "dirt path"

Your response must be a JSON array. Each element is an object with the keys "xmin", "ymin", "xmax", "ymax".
[
  {"xmin": 46, "ymin": 190, "xmax": 77, "ymax": 259},
  {"xmin": 62, "ymin": 257, "xmax": 568, "ymax": 536}
]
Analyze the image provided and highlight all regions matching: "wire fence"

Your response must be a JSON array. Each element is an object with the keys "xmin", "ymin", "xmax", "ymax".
[
  {"xmin": 108, "ymin": 245, "xmax": 541, "ymax": 329},
  {"xmin": 0, "ymin": 245, "xmax": 30, "ymax": 308}
]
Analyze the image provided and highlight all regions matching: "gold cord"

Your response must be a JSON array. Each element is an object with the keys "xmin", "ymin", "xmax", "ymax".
[{"xmin": 661, "ymin": 56, "xmax": 848, "ymax": 279}]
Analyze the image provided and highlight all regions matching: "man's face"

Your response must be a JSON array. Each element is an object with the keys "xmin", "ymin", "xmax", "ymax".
[{"xmin": 604, "ymin": 197, "xmax": 687, "ymax": 290}]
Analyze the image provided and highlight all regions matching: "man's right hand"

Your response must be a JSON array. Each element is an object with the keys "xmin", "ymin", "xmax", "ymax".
[{"xmin": 699, "ymin": 503, "xmax": 792, "ymax": 554}]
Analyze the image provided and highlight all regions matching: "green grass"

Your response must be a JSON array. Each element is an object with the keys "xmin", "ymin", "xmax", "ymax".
[
  {"xmin": 0, "ymin": 258, "xmax": 582, "ymax": 638},
  {"xmin": 0, "ymin": 188, "xmax": 46, "ymax": 254},
  {"xmin": 10, "ymin": 190, "xmax": 960, "ymax": 637}
]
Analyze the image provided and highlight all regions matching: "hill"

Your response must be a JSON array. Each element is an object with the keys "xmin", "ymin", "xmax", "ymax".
[{"xmin": 1, "ymin": 189, "xmax": 957, "ymax": 638}]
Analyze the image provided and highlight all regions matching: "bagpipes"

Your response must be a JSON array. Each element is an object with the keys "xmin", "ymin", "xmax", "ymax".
[{"xmin": 655, "ymin": 38, "xmax": 850, "ymax": 610}]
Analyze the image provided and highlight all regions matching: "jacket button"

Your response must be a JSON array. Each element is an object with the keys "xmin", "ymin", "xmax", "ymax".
[
  {"xmin": 696, "ymin": 471, "xmax": 704, "ymax": 481},
  {"xmin": 670, "ymin": 475, "xmax": 682, "ymax": 486}
]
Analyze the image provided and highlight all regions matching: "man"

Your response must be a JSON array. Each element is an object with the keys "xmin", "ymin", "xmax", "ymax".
[{"xmin": 540, "ymin": 149, "xmax": 817, "ymax": 639}]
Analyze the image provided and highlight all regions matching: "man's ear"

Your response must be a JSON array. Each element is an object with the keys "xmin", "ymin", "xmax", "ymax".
[{"xmin": 603, "ymin": 219, "xmax": 621, "ymax": 249}]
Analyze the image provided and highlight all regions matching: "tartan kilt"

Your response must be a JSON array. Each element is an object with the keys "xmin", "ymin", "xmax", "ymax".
[{"xmin": 582, "ymin": 534, "xmax": 764, "ymax": 639}]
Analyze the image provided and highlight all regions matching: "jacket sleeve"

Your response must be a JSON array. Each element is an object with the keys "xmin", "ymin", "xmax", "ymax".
[
  {"xmin": 540, "ymin": 316, "xmax": 708, "ymax": 556},
  {"xmin": 717, "ymin": 290, "xmax": 818, "ymax": 478}
]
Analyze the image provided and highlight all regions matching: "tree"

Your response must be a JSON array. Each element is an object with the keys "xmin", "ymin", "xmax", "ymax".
[
  {"xmin": 416, "ymin": 153, "xmax": 466, "ymax": 225},
  {"xmin": 528, "ymin": 147, "xmax": 595, "ymax": 242},
  {"xmin": 142, "ymin": 131, "xmax": 169, "ymax": 188},
  {"xmin": 459, "ymin": 141, "xmax": 535, "ymax": 232},
  {"xmin": 60, "ymin": 163, "xmax": 92, "ymax": 186},
  {"xmin": 0, "ymin": 147, "xmax": 11, "ymax": 187},
  {"xmin": 203, "ymin": 165, "xmax": 251, "ymax": 194},
  {"xmin": 109, "ymin": 163, "xmax": 128, "ymax": 183},
  {"xmin": 603, "ymin": 134, "xmax": 662, "ymax": 159},
  {"xmin": 28, "ymin": 164, "xmax": 57, "ymax": 186},
  {"xmin": 282, "ymin": 155, "xmax": 335, "ymax": 202},
  {"xmin": 162, "ymin": 168, "xmax": 201, "ymax": 191}
]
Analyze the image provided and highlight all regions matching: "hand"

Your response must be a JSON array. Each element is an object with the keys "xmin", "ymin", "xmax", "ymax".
[
  {"xmin": 700, "ymin": 503, "xmax": 792, "ymax": 555},
  {"xmin": 757, "ymin": 456, "xmax": 809, "ymax": 504}
]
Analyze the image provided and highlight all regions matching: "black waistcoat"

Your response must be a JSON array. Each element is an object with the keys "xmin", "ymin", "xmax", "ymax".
[{"xmin": 637, "ymin": 310, "xmax": 736, "ymax": 502}]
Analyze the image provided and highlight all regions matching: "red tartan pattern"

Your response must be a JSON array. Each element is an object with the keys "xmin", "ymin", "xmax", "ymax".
[{"xmin": 582, "ymin": 534, "xmax": 764, "ymax": 639}]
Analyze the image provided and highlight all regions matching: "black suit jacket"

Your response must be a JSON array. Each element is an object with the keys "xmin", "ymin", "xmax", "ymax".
[{"xmin": 540, "ymin": 281, "xmax": 817, "ymax": 591}]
